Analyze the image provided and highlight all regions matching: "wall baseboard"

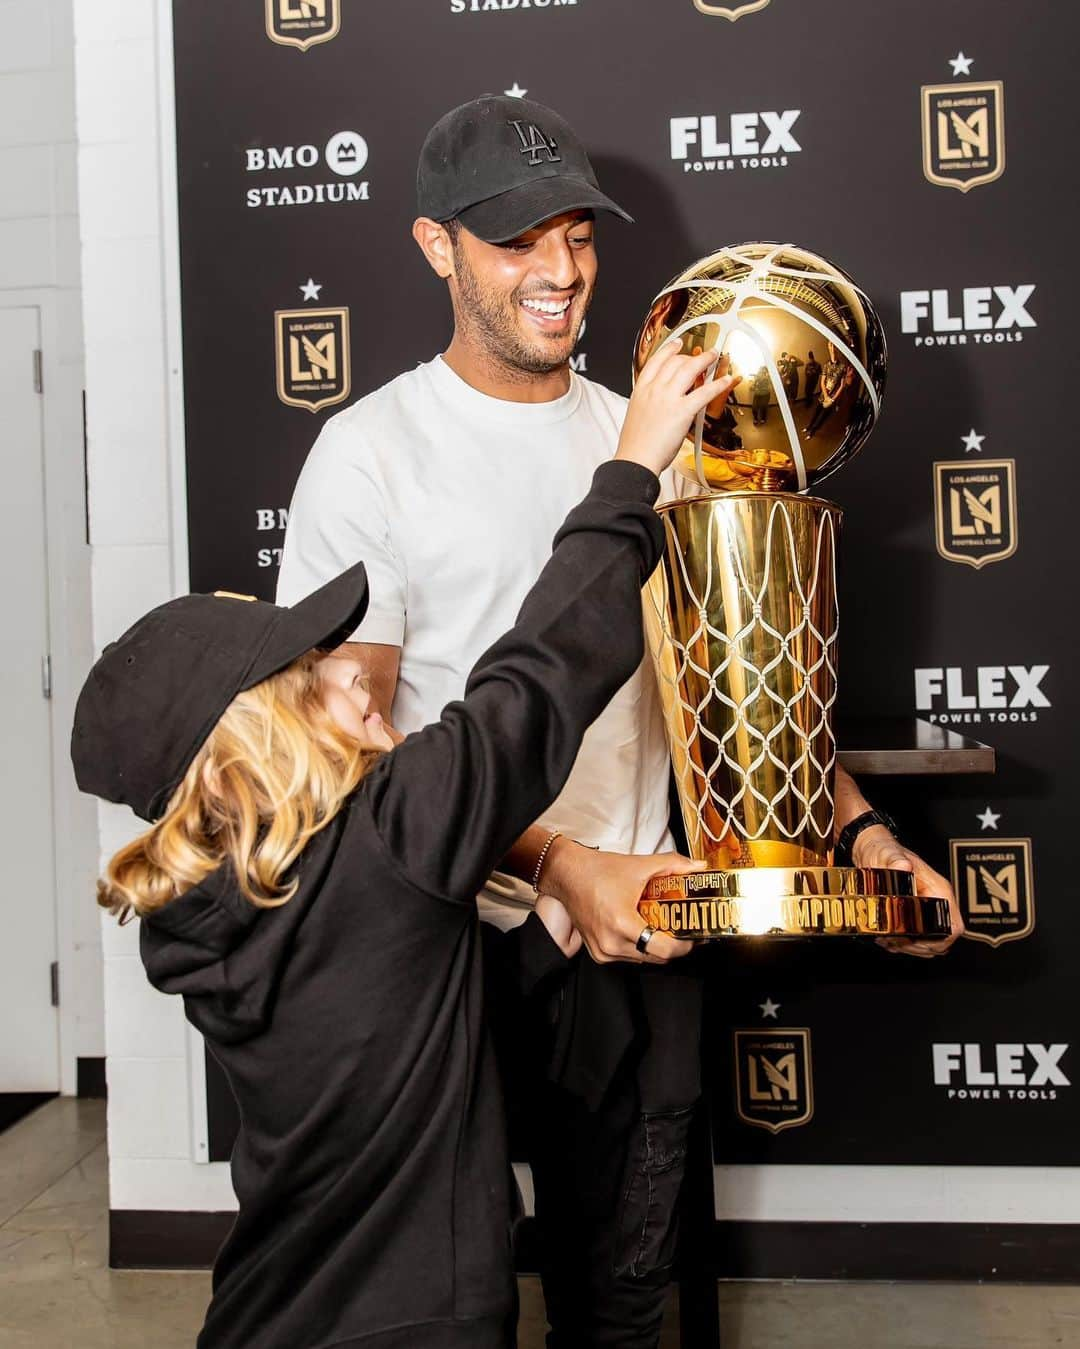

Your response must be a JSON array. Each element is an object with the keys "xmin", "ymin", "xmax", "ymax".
[
  {"xmin": 708, "ymin": 1221, "xmax": 1080, "ymax": 1282},
  {"xmin": 110, "ymin": 1209, "xmax": 233, "ymax": 1269},
  {"xmin": 0, "ymin": 1094, "xmax": 55, "ymax": 1134},
  {"xmin": 76, "ymin": 1057, "xmax": 107, "ymax": 1099},
  {"xmin": 109, "ymin": 1212, "xmax": 1080, "ymax": 1281}
]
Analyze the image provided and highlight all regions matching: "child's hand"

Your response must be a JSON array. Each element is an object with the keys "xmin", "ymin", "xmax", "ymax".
[
  {"xmin": 535, "ymin": 894, "xmax": 583, "ymax": 958},
  {"xmin": 615, "ymin": 341, "xmax": 737, "ymax": 476}
]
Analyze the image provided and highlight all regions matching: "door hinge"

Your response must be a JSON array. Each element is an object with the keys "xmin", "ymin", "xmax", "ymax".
[
  {"xmin": 33, "ymin": 348, "xmax": 43, "ymax": 394},
  {"xmin": 42, "ymin": 654, "xmax": 52, "ymax": 699},
  {"xmin": 50, "ymin": 962, "xmax": 60, "ymax": 1008}
]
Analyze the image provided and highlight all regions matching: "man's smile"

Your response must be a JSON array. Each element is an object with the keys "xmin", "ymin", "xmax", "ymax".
[{"xmin": 519, "ymin": 292, "xmax": 576, "ymax": 332}]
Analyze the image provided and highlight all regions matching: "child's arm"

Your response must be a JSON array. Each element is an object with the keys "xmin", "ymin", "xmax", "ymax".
[
  {"xmin": 362, "ymin": 345, "xmax": 732, "ymax": 933},
  {"xmin": 361, "ymin": 458, "xmax": 665, "ymax": 905}
]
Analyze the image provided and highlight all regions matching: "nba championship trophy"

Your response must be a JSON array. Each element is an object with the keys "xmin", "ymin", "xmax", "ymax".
[{"xmin": 635, "ymin": 243, "xmax": 951, "ymax": 941}]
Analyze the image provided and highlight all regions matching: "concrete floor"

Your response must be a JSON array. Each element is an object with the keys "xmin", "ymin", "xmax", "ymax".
[{"xmin": 2, "ymin": 1100, "xmax": 1079, "ymax": 1348}]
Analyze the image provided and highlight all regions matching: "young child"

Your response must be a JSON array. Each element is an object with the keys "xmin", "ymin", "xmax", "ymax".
[{"xmin": 71, "ymin": 344, "xmax": 729, "ymax": 1349}]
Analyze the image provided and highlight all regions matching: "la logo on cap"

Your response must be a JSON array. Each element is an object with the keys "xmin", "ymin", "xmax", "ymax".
[{"xmin": 508, "ymin": 119, "xmax": 561, "ymax": 166}]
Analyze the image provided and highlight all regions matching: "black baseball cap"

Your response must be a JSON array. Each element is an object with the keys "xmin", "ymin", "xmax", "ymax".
[
  {"xmin": 71, "ymin": 563, "xmax": 369, "ymax": 823},
  {"xmin": 416, "ymin": 94, "xmax": 633, "ymax": 244}
]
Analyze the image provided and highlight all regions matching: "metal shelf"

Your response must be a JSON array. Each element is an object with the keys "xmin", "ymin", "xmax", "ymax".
[{"xmin": 837, "ymin": 717, "xmax": 995, "ymax": 776}]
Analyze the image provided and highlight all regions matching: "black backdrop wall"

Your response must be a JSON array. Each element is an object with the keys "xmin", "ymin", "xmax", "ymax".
[{"xmin": 173, "ymin": 0, "xmax": 1076, "ymax": 1194}]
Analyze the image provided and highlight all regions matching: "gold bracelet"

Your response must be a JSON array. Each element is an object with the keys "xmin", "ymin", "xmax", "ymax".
[{"xmin": 531, "ymin": 829, "xmax": 563, "ymax": 892}]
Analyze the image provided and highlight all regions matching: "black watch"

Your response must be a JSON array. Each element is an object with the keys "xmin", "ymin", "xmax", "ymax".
[{"xmin": 835, "ymin": 809, "xmax": 897, "ymax": 867}]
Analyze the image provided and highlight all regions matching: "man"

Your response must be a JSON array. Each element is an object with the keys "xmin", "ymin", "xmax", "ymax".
[
  {"xmin": 805, "ymin": 340, "xmax": 850, "ymax": 438},
  {"xmin": 751, "ymin": 364, "xmax": 772, "ymax": 425},
  {"xmin": 278, "ymin": 95, "xmax": 959, "ymax": 1348},
  {"xmin": 804, "ymin": 348, "xmax": 822, "ymax": 404},
  {"xmin": 779, "ymin": 349, "xmax": 802, "ymax": 403}
]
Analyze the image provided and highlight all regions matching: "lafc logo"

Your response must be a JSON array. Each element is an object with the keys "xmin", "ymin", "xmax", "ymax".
[
  {"xmin": 951, "ymin": 839, "xmax": 1034, "ymax": 947},
  {"xmin": 275, "ymin": 308, "xmax": 350, "ymax": 413},
  {"xmin": 922, "ymin": 81, "xmax": 1004, "ymax": 191},
  {"xmin": 692, "ymin": 0, "xmax": 771, "ymax": 18},
  {"xmin": 735, "ymin": 1029, "xmax": 813, "ymax": 1133},
  {"xmin": 509, "ymin": 119, "xmax": 560, "ymax": 166},
  {"xmin": 934, "ymin": 460, "xmax": 1017, "ymax": 568},
  {"xmin": 265, "ymin": 0, "xmax": 339, "ymax": 51}
]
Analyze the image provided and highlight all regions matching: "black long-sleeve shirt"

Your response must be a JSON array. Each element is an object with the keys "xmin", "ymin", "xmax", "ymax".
[{"xmin": 139, "ymin": 461, "xmax": 665, "ymax": 1349}]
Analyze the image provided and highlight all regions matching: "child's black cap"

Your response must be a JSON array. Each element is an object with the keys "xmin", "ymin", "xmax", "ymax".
[{"xmin": 71, "ymin": 563, "xmax": 369, "ymax": 822}]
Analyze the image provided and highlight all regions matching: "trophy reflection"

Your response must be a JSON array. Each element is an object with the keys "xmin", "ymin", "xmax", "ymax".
[{"xmin": 635, "ymin": 242, "xmax": 950, "ymax": 940}]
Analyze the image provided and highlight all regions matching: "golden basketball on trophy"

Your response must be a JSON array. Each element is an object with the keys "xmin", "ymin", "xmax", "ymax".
[{"xmin": 634, "ymin": 242, "xmax": 951, "ymax": 941}]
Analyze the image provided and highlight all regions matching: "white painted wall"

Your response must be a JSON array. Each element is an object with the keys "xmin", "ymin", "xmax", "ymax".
[
  {"xmin": 1, "ymin": 0, "xmax": 103, "ymax": 1086},
  {"xmin": 73, "ymin": 0, "xmax": 1079, "ymax": 1231},
  {"xmin": 73, "ymin": 0, "xmax": 235, "ymax": 1212}
]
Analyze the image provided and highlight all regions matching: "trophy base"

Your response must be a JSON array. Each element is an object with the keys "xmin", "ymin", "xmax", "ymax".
[{"xmin": 639, "ymin": 867, "xmax": 951, "ymax": 939}]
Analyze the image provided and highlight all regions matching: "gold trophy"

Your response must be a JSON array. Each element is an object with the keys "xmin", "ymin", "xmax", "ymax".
[{"xmin": 635, "ymin": 243, "xmax": 951, "ymax": 940}]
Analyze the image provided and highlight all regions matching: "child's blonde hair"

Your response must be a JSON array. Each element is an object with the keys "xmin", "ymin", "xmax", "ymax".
[{"xmin": 99, "ymin": 653, "xmax": 377, "ymax": 921}]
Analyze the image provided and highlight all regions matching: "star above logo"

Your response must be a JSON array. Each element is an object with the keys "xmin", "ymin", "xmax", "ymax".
[
  {"xmin": 949, "ymin": 51, "xmax": 974, "ymax": 76},
  {"xmin": 759, "ymin": 997, "xmax": 781, "ymax": 1020},
  {"xmin": 505, "ymin": 82, "xmax": 527, "ymax": 98},
  {"xmin": 300, "ymin": 277, "xmax": 322, "ymax": 301},
  {"xmin": 962, "ymin": 428, "xmax": 985, "ymax": 453},
  {"xmin": 977, "ymin": 806, "xmax": 1001, "ymax": 831}
]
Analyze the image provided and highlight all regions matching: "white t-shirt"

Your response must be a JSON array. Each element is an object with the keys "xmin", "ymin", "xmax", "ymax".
[{"xmin": 277, "ymin": 355, "xmax": 676, "ymax": 927}]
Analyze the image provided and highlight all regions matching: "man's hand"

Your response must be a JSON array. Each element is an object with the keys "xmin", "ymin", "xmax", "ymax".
[
  {"xmin": 540, "ymin": 840, "xmax": 703, "ymax": 965},
  {"xmin": 854, "ymin": 825, "xmax": 965, "ymax": 958},
  {"xmin": 534, "ymin": 894, "xmax": 583, "ymax": 959}
]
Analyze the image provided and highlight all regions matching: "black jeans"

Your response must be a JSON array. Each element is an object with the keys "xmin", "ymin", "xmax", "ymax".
[
  {"xmin": 806, "ymin": 399, "xmax": 836, "ymax": 435},
  {"xmin": 486, "ymin": 936, "xmax": 700, "ymax": 1349},
  {"xmin": 528, "ymin": 1074, "xmax": 692, "ymax": 1348}
]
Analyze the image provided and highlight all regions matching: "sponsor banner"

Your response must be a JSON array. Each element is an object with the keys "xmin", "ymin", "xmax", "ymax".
[
  {"xmin": 244, "ymin": 131, "xmax": 370, "ymax": 209},
  {"xmin": 174, "ymin": 5, "xmax": 1080, "ymax": 1175},
  {"xmin": 899, "ymin": 284, "xmax": 1035, "ymax": 346},
  {"xmin": 932, "ymin": 1043, "xmax": 1069, "ymax": 1102},
  {"xmin": 449, "ymin": 0, "xmax": 578, "ymax": 11},
  {"xmin": 914, "ymin": 665, "xmax": 1050, "ymax": 725},
  {"xmin": 255, "ymin": 505, "xmax": 289, "ymax": 570},
  {"xmin": 669, "ymin": 110, "xmax": 801, "ymax": 174}
]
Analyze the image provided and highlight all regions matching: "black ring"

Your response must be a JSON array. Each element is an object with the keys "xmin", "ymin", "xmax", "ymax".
[{"xmin": 635, "ymin": 925, "xmax": 656, "ymax": 954}]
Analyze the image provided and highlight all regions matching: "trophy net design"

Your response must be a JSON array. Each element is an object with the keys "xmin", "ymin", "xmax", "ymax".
[{"xmin": 634, "ymin": 243, "xmax": 951, "ymax": 941}]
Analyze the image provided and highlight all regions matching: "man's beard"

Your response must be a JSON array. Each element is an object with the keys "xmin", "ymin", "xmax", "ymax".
[{"xmin": 453, "ymin": 245, "xmax": 590, "ymax": 377}]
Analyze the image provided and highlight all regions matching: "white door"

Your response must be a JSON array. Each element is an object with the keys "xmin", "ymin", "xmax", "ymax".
[{"xmin": 0, "ymin": 306, "xmax": 59, "ymax": 1092}]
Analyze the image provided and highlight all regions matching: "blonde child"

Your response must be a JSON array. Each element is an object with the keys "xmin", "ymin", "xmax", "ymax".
[{"xmin": 71, "ymin": 345, "xmax": 728, "ymax": 1348}]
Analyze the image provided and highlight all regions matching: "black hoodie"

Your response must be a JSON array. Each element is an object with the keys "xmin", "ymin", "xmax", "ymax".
[{"xmin": 139, "ymin": 461, "xmax": 664, "ymax": 1349}]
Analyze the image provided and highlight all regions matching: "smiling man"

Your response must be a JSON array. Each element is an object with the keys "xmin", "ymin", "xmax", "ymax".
[
  {"xmin": 278, "ymin": 100, "xmax": 699, "ymax": 1346},
  {"xmin": 278, "ymin": 95, "xmax": 959, "ymax": 1348}
]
